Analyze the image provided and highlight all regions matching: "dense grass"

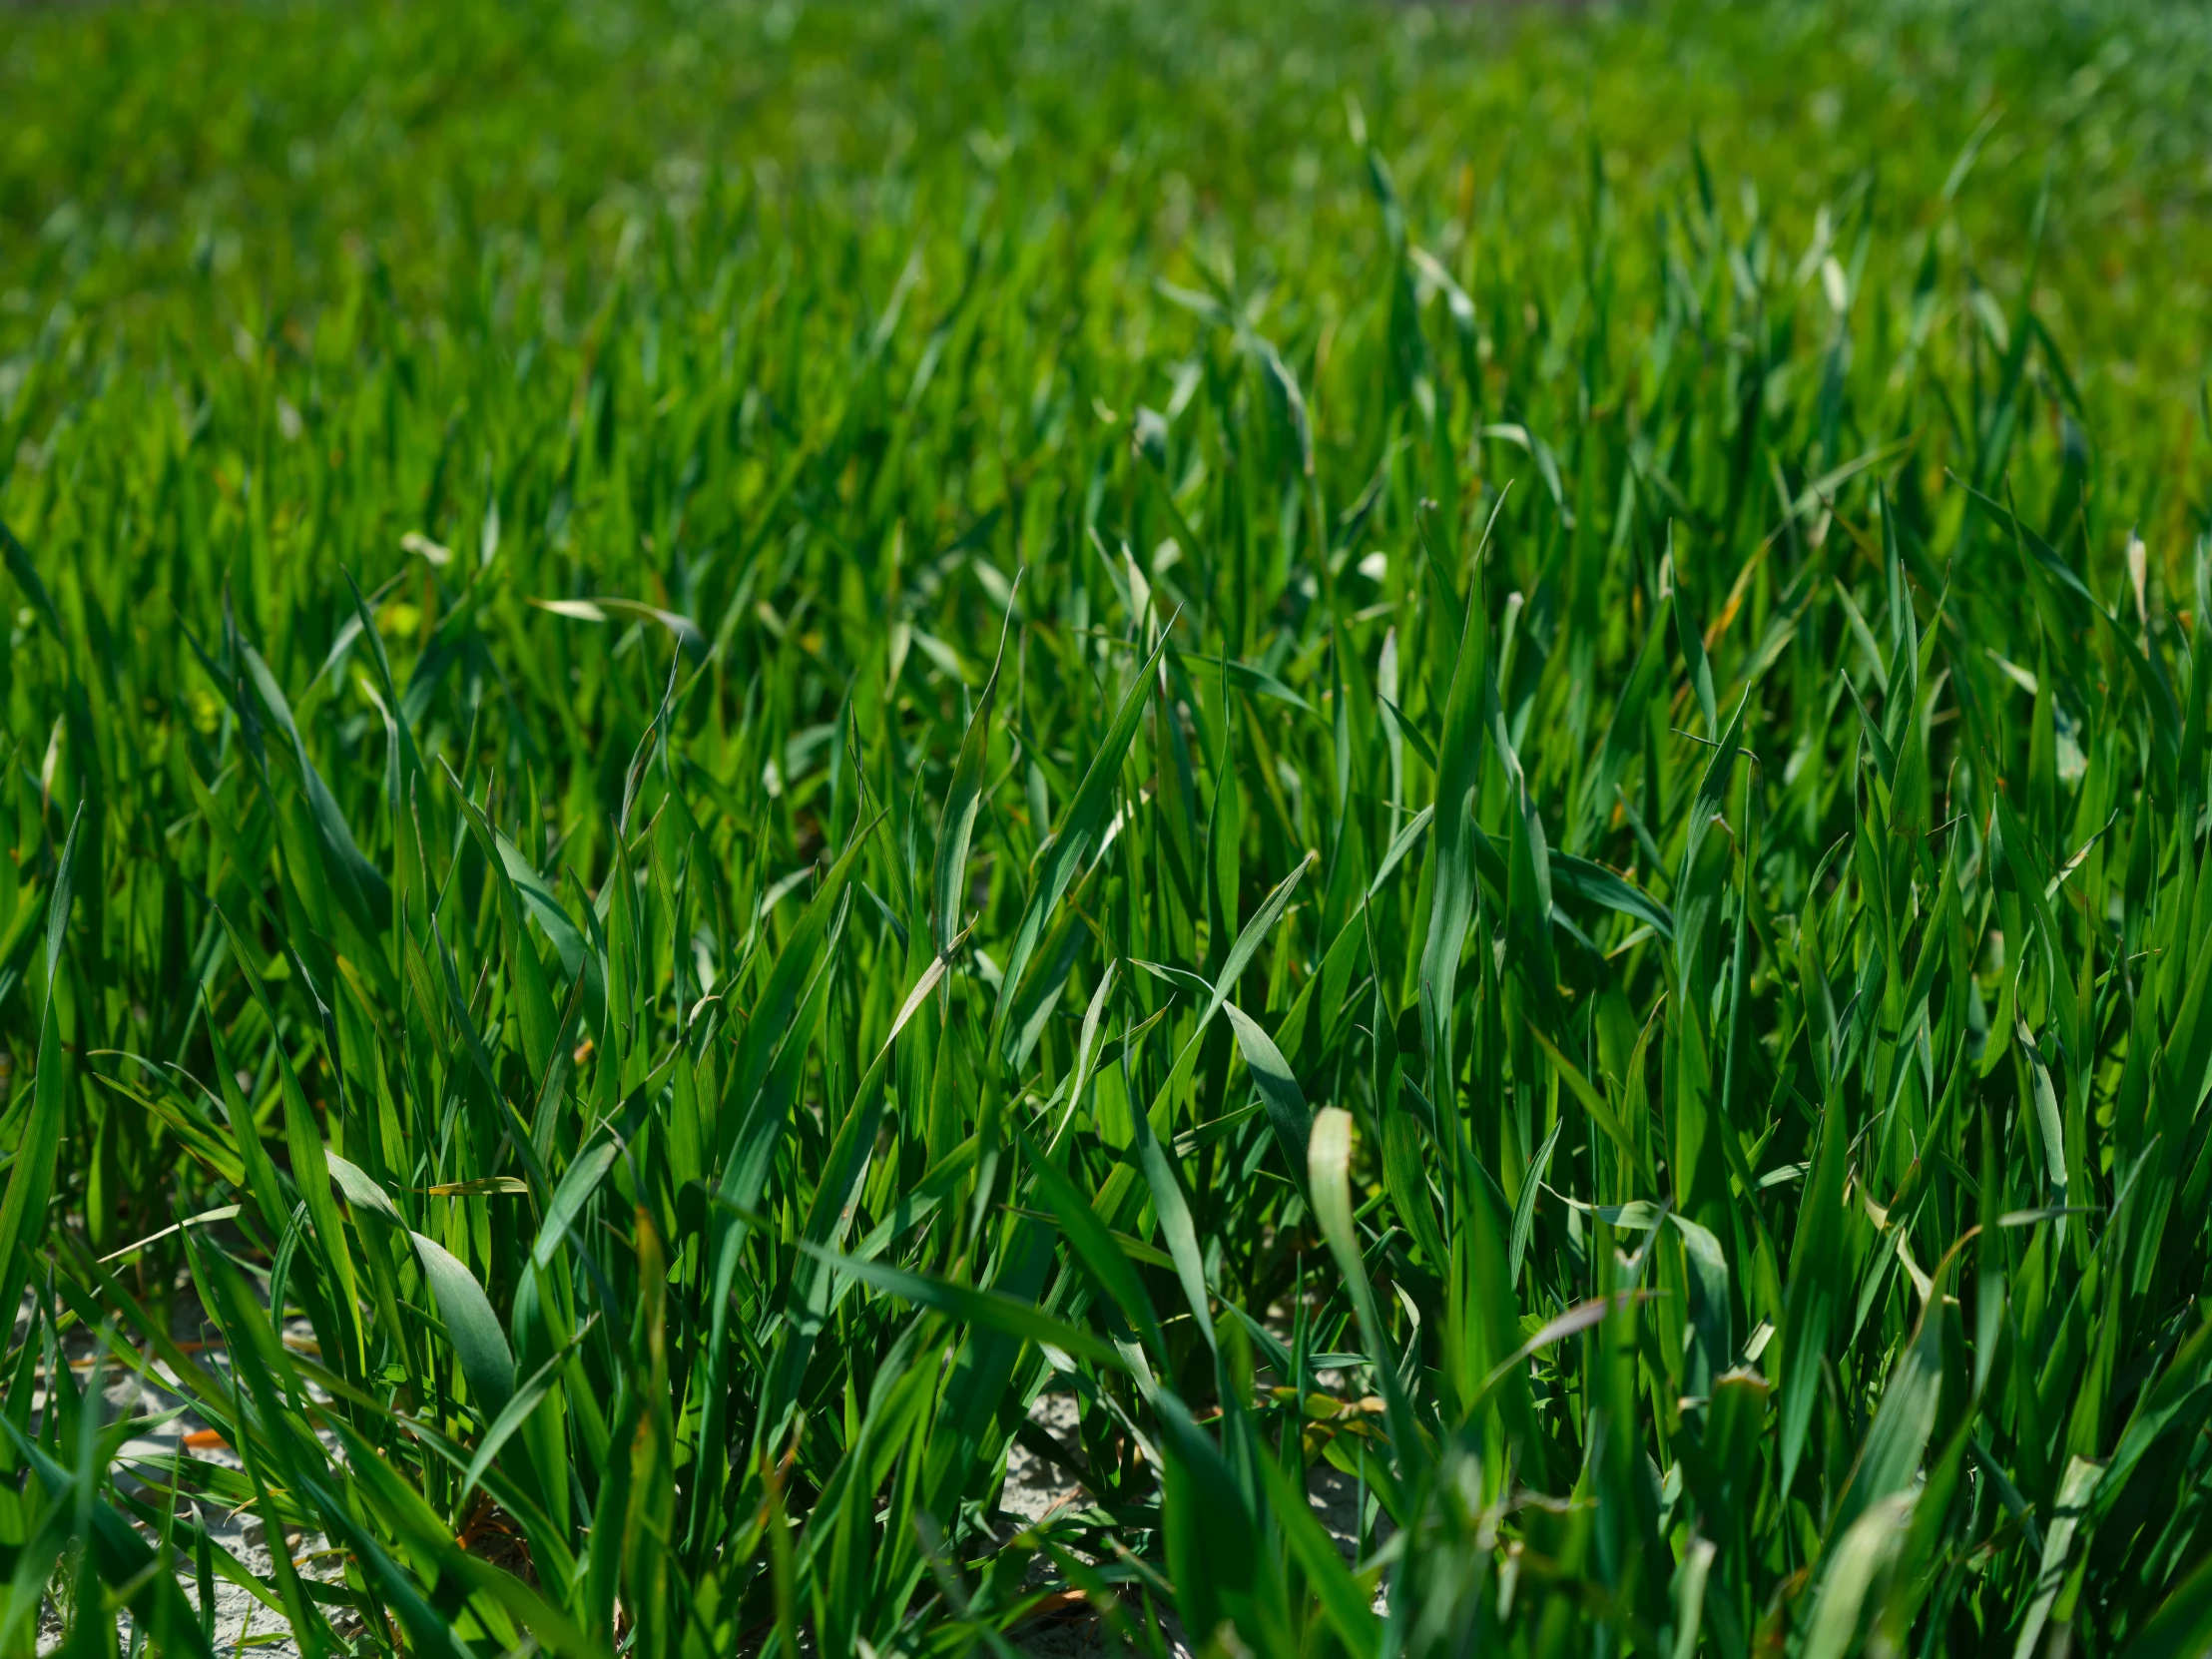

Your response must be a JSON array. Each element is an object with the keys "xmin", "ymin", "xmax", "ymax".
[{"xmin": 4, "ymin": 0, "xmax": 2212, "ymax": 1652}]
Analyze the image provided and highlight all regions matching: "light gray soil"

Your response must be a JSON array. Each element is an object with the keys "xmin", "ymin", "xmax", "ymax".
[
  {"xmin": 997, "ymin": 1384, "xmax": 1390, "ymax": 1655},
  {"xmin": 27, "ymin": 1310, "xmax": 1389, "ymax": 1655},
  {"xmin": 31, "ymin": 1312, "xmax": 347, "ymax": 1658}
]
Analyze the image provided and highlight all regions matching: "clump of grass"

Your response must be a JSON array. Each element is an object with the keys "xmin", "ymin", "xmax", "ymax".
[{"xmin": 2, "ymin": 0, "xmax": 2211, "ymax": 1655}]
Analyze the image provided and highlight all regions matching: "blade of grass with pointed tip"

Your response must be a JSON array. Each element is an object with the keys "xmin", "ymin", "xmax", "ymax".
[
  {"xmin": 991, "ymin": 630, "xmax": 1171, "ymax": 1064},
  {"xmin": 0, "ymin": 807, "xmax": 79, "ymax": 1327},
  {"xmin": 933, "ymin": 584, "xmax": 1018, "ymax": 958}
]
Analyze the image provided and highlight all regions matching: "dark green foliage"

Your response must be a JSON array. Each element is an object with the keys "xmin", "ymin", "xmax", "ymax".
[{"xmin": 2, "ymin": 0, "xmax": 2211, "ymax": 1654}]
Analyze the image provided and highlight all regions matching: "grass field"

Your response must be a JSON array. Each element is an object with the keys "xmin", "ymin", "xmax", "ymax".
[{"xmin": 4, "ymin": 0, "xmax": 2212, "ymax": 1653}]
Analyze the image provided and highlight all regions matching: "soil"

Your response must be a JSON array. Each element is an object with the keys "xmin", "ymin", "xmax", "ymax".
[{"xmin": 27, "ymin": 1309, "xmax": 1388, "ymax": 1656}]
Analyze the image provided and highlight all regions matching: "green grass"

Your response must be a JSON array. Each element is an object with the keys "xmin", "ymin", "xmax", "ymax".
[{"xmin": 2, "ymin": 0, "xmax": 2212, "ymax": 1652}]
